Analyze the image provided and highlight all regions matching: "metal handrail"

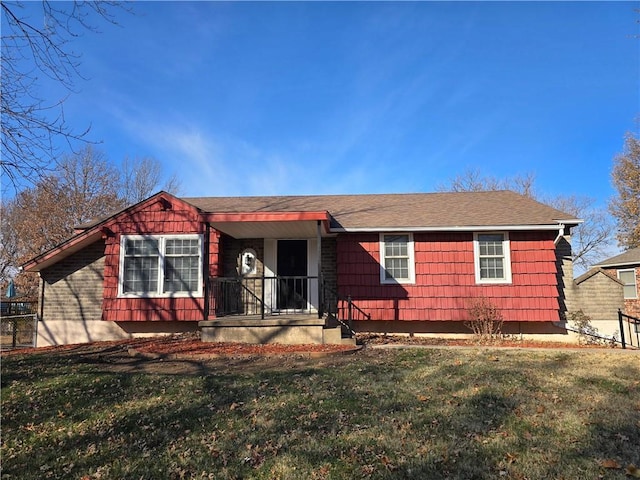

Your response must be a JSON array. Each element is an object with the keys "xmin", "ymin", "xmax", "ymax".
[
  {"xmin": 322, "ymin": 282, "xmax": 370, "ymax": 336},
  {"xmin": 618, "ymin": 309, "xmax": 640, "ymax": 349}
]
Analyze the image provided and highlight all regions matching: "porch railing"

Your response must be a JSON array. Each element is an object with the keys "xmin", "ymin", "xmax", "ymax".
[
  {"xmin": 207, "ymin": 276, "xmax": 371, "ymax": 335},
  {"xmin": 618, "ymin": 309, "xmax": 640, "ymax": 349},
  {"xmin": 208, "ymin": 276, "xmax": 321, "ymax": 319}
]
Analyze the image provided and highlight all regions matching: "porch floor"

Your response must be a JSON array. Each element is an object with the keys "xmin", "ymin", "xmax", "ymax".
[{"xmin": 208, "ymin": 313, "xmax": 323, "ymax": 322}]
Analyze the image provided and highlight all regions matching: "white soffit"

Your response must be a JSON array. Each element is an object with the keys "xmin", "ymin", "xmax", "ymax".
[{"xmin": 210, "ymin": 221, "xmax": 329, "ymax": 239}]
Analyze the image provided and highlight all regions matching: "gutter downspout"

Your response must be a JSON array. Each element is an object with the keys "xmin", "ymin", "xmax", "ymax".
[
  {"xmin": 552, "ymin": 222, "xmax": 571, "ymax": 330},
  {"xmin": 553, "ymin": 223, "xmax": 565, "ymax": 245}
]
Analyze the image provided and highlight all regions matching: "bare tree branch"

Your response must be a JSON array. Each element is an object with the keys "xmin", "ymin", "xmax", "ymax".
[
  {"xmin": 120, "ymin": 156, "xmax": 183, "ymax": 204},
  {"xmin": 1, "ymin": 147, "xmax": 182, "ymax": 291},
  {"xmin": 1, "ymin": 1, "xmax": 129, "ymax": 194},
  {"xmin": 439, "ymin": 167, "xmax": 614, "ymax": 271}
]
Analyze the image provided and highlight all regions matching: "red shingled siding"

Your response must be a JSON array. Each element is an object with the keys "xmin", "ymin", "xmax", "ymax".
[
  {"xmin": 102, "ymin": 198, "xmax": 219, "ymax": 321},
  {"xmin": 337, "ymin": 231, "xmax": 560, "ymax": 322}
]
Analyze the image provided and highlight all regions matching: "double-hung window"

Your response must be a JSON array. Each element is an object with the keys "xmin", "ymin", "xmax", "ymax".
[
  {"xmin": 474, "ymin": 233, "xmax": 512, "ymax": 284},
  {"xmin": 618, "ymin": 269, "xmax": 638, "ymax": 299},
  {"xmin": 119, "ymin": 234, "xmax": 203, "ymax": 297},
  {"xmin": 380, "ymin": 233, "xmax": 415, "ymax": 284}
]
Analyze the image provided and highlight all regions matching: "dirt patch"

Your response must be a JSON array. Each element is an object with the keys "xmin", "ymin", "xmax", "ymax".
[
  {"xmin": 357, "ymin": 333, "xmax": 613, "ymax": 349},
  {"xmin": 1, "ymin": 333, "xmax": 363, "ymax": 375},
  {"xmin": 2, "ymin": 331, "xmax": 614, "ymax": 359},
  {"xmin": 1, "ymin": 333, "xmax": 354, "ymax": 357},
  {"xmin": 2, "ymin": 332, "xmax": 620, "ymax": 376}
]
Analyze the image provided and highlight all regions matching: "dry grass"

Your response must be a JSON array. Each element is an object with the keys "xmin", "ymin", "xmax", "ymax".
[{"xmin": 2, "ymin": 345, "xmax": 639, "ymax": 479}]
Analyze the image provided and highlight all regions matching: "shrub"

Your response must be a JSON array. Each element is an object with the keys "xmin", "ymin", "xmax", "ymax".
[
  {"xmin": 465, "ymin": 297, "xmax": 504, "ymax": 344},
  {"xmin": 568, "ymin": 310, "xmax": 612, "ymax": 346}
]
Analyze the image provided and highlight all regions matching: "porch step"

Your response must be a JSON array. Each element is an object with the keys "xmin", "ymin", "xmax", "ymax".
[
  {"xmin": 323, "ymin": 324, "xmax": 356, "ymax": 346},
  {"xmin": 340, "ymin": 336, "xmax": 357, "ymax": 346}
]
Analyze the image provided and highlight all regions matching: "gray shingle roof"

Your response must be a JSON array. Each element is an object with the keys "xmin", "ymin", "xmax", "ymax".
[
  {"xmin": 595, "ymin": 247, "xmax": 640, "ymax": 268},
  {"xmin": 183, "ymin": 190, "xmax": 579, "ymax": 230}
]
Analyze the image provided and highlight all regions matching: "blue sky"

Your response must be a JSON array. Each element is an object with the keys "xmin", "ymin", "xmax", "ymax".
[{"xmin": 14, "ymin": 1, "xmax": 640, "ymax": 205}]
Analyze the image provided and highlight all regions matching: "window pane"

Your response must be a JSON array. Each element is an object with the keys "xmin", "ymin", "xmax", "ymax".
[
  {"xmin": 624, "ymin": 284, "xmax": 637, "ymax": 299},
  {"xmin": 123, "ymin": 239, "xmax": 159, "ymax": 294},
  {"xmin": 123, "ymin": 257, "xmax": 158, "ymax": 293},
  {"xmin": 125, "ymin": 238, "xmax": 159, "ymax": 256},
  {"xmin": 480, "ymin": 257, "xmax": 504, "ymax": 279},
  {"xmin": 477, "ymin": 234, "xmax": 507, "ymax": 281},
  {"xmin": 478, "ymin": 234, "xmax": 503, "ymax": 256},
  {"xmin": 619, "ymin": 270, "xmax": 634, "ymax": 284},
  {"xmin": 385, "ymin": 258, "xmax": 409, "ymax": 280},
  {"xmin": 166, "ymin": 238, "xmax": 199, "ymax": 256},
  {"xmin": 164, "ymin": 256, "xmax": 199, "ymax": 293},
  {"xmin": 383, "ymin": 235, "xmax": 410, "ymax": 281},
  {"xmin": 385, "ymin": 235, "xmax": 408, "ymax": 256},
  {"xmin": 619, "ymin": 270, "xmax": 637, "ymax": 299}
]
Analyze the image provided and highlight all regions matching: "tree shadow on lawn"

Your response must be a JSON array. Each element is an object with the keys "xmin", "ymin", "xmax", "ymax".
[
  {"xmin": 492, "ymin": 351, "xmax": 640, "ymax": 478},
  {"xmin": 3, "ymin": 347, "xmax": 639, "ymax": 479}
]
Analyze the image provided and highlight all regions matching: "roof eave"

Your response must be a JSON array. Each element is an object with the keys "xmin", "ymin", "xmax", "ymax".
[
  {"xmin": 330, "ymin": 223, "xmax": 578, "ymax": 233},
  {"xmin": 594, "ymin": 261, "xmax": 640, "ymax": 269},
  {"xmin": 22, "ymin": 229, "xmax": 104, "ymax": 272},
  {"xmin": 23, "ymin": 191, "xmax": 195, "ymax": 272}
]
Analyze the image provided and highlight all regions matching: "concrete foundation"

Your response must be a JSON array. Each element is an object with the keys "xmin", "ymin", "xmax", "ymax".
[
  {"xmin": 199, "ymin": 317, "xmax": 335, "ymax": 344},
  {"xmin": 36, "ymin": 320, "xmax": 198, "ymax": 347}
]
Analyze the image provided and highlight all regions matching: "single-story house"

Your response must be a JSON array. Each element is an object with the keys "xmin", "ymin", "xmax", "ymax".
[
  {"xmin": 568, "ymin": 248, "xmax": 640, "ymax": 342},
  {"xmin": 22, "ymin": 190, "xmax": 583, "ymax": 347}
]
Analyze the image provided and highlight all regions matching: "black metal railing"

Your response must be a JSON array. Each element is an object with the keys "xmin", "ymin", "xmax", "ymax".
[
  {"xmin": 618, "ymin": 309, "xmax": 640, "ymax": 349},
  {"xmin": 208, "ymin": 276, "xmax": 321, "ymax": 319},
  {"xmin": 322, "ymin": 283, "xmax": 371, "ymax": 336},
  {"xmin": 207, "ymin": 276, "xmax": 371, "ymax": 338}
]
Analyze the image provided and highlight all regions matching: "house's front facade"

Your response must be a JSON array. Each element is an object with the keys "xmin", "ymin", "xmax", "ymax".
[{"xmin": 23, "ymin": 190, "xmax": 582, "ymax": 347}]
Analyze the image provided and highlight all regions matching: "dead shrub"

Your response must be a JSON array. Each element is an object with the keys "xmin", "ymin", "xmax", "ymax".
[
  {"xmin": 568, "ymin": 310, "xmax": 614, "ymax": 346},
  {"xmin": 465, "ymin": 297, "xmax": 504, "ymax": 344}
]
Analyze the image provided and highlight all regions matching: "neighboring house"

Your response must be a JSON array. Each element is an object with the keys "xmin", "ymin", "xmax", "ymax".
[
  {"xmin": 568, "ymin": 248, "xmax": 640, "ymax": 341},
  {"xmin": 595, "ymin": 248, "xmax": 640, "ymax": 318},
  {"xmin": 22, "ymin": 190, "xmax": 582, "ymax": 347}
]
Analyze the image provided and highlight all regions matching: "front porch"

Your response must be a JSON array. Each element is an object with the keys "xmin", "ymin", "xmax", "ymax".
[
  {"xmin": 200, "ymin": 275, "xmax": 365, "ymax": 345},
  {"xmin": 199, "ymin": 209, "xmax": 353, "ymax": 344}
]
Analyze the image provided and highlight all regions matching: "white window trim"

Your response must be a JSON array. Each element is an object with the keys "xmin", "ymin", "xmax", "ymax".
[
  {"xmin": 473, "ymin": 232, "xmax": 512, "ymax": 285},
  {"xmin": 379, "ymin": 233, "xmax": 415, "ymax": 285},
  {"xmin": 618, "ymin": 268, "xmax": 638, "ymax": 299},
  {"xmin": 118, "ymin": 234, "xmax": 204, "ymax": 298}
]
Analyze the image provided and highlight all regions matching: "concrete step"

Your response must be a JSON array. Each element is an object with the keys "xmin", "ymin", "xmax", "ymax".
[
  {"xmin": 323, "ymin": 325, "xmax": 356, "ymax": 345},
  {"xmin": 340, "ymin": 336, "xmax": 357, "ymax": 346},
  {"xmin": 323, "ymin": 325, "xmax": 342, "ymax": 345}
]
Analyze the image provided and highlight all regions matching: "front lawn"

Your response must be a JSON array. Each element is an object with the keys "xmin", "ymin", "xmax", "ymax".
[{"xmin": 2, "ymin": 345, "xmax": 639, "ymax": 479}]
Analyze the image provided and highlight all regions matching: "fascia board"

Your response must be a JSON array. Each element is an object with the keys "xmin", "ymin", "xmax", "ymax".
[{"xmin": 330, "ymin": 224, "xmax": 573, "ymax": 233}]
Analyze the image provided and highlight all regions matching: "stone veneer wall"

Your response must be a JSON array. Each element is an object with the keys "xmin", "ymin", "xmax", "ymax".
[
  {"xmin": 321, "ymin": 237, "xmax": 337, "ymax": 293},
  {"xmin": 221, "ymin": 236, "xmax": 265, "ymax": 277}
]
